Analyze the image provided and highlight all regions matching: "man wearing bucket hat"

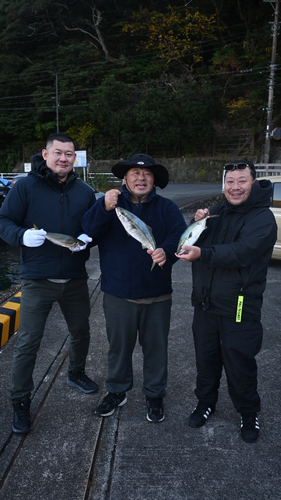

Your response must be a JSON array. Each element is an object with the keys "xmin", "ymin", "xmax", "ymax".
[{"xmin": 82, "ymin": 153, "xmax": 186, "ymax": 422}]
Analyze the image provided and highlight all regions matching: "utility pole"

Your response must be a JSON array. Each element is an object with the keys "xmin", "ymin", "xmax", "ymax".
[
  {"xmin": 264, "ymin": 0, "xmax": 280, "ymax": 164},
  {"xmin": 55, "ymin": 70, "xmax": 59, "ymax": 133}
]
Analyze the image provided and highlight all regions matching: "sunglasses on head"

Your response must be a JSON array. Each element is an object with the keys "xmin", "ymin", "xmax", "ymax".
[{"xmin": 224, "ymin": 163, "xmax": 249, "ymax": 172}]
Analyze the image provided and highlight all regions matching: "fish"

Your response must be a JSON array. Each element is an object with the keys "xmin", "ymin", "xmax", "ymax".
[
  {"xmin": 115, "ymin": 207, "xmax": 158, "ymax": 270},
  {"xmin": 33, "ymin": 224, "xmax": 85, "ymax": 252},
  {"xmin": 176, "ymin": 214, "xmax": 219, "ymax": 255}
]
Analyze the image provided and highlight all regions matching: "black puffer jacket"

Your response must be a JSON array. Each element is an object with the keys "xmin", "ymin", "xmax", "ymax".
[
  {"xmin": 0, "ymin": 154, "xmax": 97, "ymax": 279},
  {"xmin": 191, "ymin": 179, "xmax": 277, "ymax": 321}
]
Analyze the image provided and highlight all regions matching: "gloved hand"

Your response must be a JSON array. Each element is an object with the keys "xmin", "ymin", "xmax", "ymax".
[
  {"xmin": 71, "ymin": 233, "xmax": 93, "ymax": 252},
  {"xmin": 23, "ymin": 229, "xmax": 46, "ymax": 247}
]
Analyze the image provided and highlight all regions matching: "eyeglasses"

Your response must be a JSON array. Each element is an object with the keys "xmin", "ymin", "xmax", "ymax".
[{"xmin": 224, "ymin": 163, "xmax": 249, "ymax": 172}]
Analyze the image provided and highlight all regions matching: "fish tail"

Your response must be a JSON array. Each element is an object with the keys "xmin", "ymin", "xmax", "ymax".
[{"xmin": 151, "ymin": 262, "xmax": 163, "ymax": 271}]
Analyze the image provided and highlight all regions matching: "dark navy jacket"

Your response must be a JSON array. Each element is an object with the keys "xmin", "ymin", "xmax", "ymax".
[
  {"xmin": 191, "ymin": 179, "xmax": 277, "ymax": 321},
  {"xmin": 82, "ymin": 186, "xmax": 187, "ymax": 299},
  {"xmin": 0, "ymin": 155, "xmax": 96, "ymax": 279}
]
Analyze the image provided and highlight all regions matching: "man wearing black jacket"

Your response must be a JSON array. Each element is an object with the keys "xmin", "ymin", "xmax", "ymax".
[
  {"xmin": 0, "ymin": 132, "xmax": 98, "ymax": 434},
  {"xmin": 176, "ymin": 159, "xmax": 277, "ymax": 443}
]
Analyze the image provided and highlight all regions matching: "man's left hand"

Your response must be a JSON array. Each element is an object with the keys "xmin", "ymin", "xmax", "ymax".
[
  {"xmin": 147, "ymin": 248, "xmax": 166, "ymax": 267},
  {"xmin": 71, "ymin": 234, "xmax": 93, "ymax": 252}
]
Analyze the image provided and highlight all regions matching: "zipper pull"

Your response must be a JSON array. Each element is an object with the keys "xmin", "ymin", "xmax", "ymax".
[{"xmin": 236, "ymin": 294, "xmax": 244, "ymax": 322}]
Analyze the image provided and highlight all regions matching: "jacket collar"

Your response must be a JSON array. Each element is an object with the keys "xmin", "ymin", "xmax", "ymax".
[{"xmin": 122, "ymin": 184, "xmax": 157, "ymax": 204}]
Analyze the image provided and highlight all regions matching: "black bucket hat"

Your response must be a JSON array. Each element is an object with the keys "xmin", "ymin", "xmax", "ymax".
[{"xmin": 111, "ymin": 153, "xmax": 169, "ymax": 189}]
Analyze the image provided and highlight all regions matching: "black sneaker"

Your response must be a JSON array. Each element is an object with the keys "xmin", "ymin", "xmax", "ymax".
[
  {"xmin": 189, "ymin": 401, "xmax": 215, "ymax": 428},
  {"xmin": 12, "ymin": 397, "xmax": 33, "ymax": 434},
  {"xmin": 146, "ymin": 396, "xmax": 165, "ymax": 423},
  {"xmin": 241, "ymin": 413, "xmax": 260, "ymax": 443},
  {"xmin": 95, "ymin": 392, "xmax": 127, "ymax": 417},
  {"xmin": 67, "ymin": 370, "xmax": 99, "ymax": 394}
]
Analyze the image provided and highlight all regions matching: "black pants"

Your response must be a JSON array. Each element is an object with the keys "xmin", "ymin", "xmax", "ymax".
[
  {"xmin": 192, "ymin": 306, "xmax": 263, "ymax": 414},
  {"xmin": 103, "ymin": 293, "xmax": 171, "ymax": 398}
]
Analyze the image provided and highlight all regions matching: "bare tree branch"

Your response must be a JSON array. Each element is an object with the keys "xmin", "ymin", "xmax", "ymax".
[{"xmin": 61, "ymin": 5, "xmax": 125, "ymax": 65}]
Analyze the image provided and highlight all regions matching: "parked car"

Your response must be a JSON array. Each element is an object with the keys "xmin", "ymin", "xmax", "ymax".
[
  {"xmin": 11, "ymin": 172, "xmax": 29, "ymax": 186},
  {"xmin": 85, "ymin": 183, "xmax": 104, "ymax": 200},
  {"xmin": 11, "ymin": 172, "xmax": 104, "ymax": 202},
  {"xmin": 259, "ymin": 175, "xmax": 281, "ymax": 260},
  {"xmin": 0, "ymin": 178, "xmax": 11, "ymax": 208}
]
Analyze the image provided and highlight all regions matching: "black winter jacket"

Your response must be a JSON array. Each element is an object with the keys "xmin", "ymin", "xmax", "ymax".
[
  {"xmin": 191, "ymin": 179, "xmax": 277, "ymax": 321},
  {"xmin": 0, "ymin": 154, "xmax": 96, "ymax": 279},
  {"xmin": 82, "ymin": 185, "xmax": 187, "ymax": 299}
]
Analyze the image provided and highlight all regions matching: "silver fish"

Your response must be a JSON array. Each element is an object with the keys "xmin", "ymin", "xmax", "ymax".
[
  {"xmin": 176, "ymin": 215, "xmax": 219, "ymax": 255},
  {"xmin": 33, "ymin": 224, "xmax": 84, "ymax": 251},
  {"xmin": 115, "ymin": 207, "xmax": 157, "ymax": 269}
]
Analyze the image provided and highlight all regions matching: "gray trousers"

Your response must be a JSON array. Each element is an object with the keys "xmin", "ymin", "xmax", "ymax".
[
  {"xmin": 11, "ymin": 278, "xmax": 91, "ymax": 401},
  {"xmin": 103, "ymin": 293, "xmax": 172, "ymax": 398}
]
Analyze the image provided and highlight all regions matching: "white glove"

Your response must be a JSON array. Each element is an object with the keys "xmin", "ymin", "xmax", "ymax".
[
  {"xmin": 71, "ymin": 233, "xmax": 93, "ymax": 252},
  {"xmin": 23, "ymin": 229, "xmax": 46, "ymax": 247}
]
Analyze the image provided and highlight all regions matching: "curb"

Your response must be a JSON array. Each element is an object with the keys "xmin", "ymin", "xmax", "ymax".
[{"xmin": 0, "ymin": 291, "xmax": 21, "ymax": 348}]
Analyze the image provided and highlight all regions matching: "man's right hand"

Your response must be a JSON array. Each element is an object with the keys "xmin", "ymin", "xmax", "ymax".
[
  {"xmin": 23, "ymin": 229, "xmax": 46, "ymax": 247},
  {"xmin": 175, "ymin": 245, "xmax": 201, "ymax": 262},
  {"xmin": 194, "ymin": 208, "xmax": 209, "ymax": 221},
  {"xmin": 104, "ymin": 189, "xmax": 121, "ymax": 211}
]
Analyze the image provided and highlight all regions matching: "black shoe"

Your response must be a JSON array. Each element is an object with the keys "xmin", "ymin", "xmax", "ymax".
[
  {"xmin": 12, "ymin": 398, "xmax": 33, "ymax": 434},
  {"xmin": 146, "ymin": 396, "xmax": 165, "ymax": 423},
  {"xmin": 67, "ymin": 369, "xmax": 99, "ymax": 394},
  {"xmin": 95, "ymin": 392, "xmax": 127, "ymax": 417},
  {"xmin": 189, "ymin": 401, "xmax": 215, "ymax": 428},
  {"xmin": 240, "ymin": 413, "xmax": 260, "ymax": 443}
]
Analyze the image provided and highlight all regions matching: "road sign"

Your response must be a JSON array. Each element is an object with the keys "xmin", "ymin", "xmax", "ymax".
[{"xmin": 74, "ymin": 150, "xmax": 87, "ymax": 167}]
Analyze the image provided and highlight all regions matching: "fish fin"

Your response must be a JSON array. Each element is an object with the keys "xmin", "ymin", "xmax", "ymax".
[{"xmin": 125, "ymin": 229, "xmax": 134, "ymax": 238}]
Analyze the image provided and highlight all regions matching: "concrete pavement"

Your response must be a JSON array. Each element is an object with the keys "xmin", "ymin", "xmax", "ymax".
[{"xmin": 0, "ymin": 206, "xmax": 281, "ymax": 499}]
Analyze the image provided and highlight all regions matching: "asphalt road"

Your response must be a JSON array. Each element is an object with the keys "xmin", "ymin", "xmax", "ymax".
[{"xmin": 156, "ymin": 183, "xmax": 222, "ymax": 208}]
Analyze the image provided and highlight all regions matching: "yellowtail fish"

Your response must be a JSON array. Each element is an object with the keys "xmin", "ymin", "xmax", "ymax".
[
  {"xmin": 115, "ymin": 207, "xmax": 157, "ymax": 270},
  {"xmin": 176, "ymin": 215, "xmax": 219, "ymax": 255},
  {"xmin": 33, "ymin": 224, "xmax": 84, "ymax": 251}
]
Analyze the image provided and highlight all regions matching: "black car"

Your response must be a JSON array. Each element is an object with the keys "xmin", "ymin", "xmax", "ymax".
[{"xmin": 0, "ymin": 179, "xmax": 11, "ymax": 208}]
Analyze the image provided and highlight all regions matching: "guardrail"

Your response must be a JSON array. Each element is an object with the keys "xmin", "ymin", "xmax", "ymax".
[
  {"xmin": 0, "ymin": 173, "xmax": 19, "ymax": 180},
  {"xmin": 255, "ymin": 164, "xmax": 281, "ymax": 177},
  {"xmin": 0, "ymin": 172, "xmax": 121, "ymax": 182},
  {"xmin": 2, "ymin": 166, "xmax": 281, "ymax": 182},
  {"xmin": 88, "ymin": 172, "xmax": 121, "ymax": 184}
]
